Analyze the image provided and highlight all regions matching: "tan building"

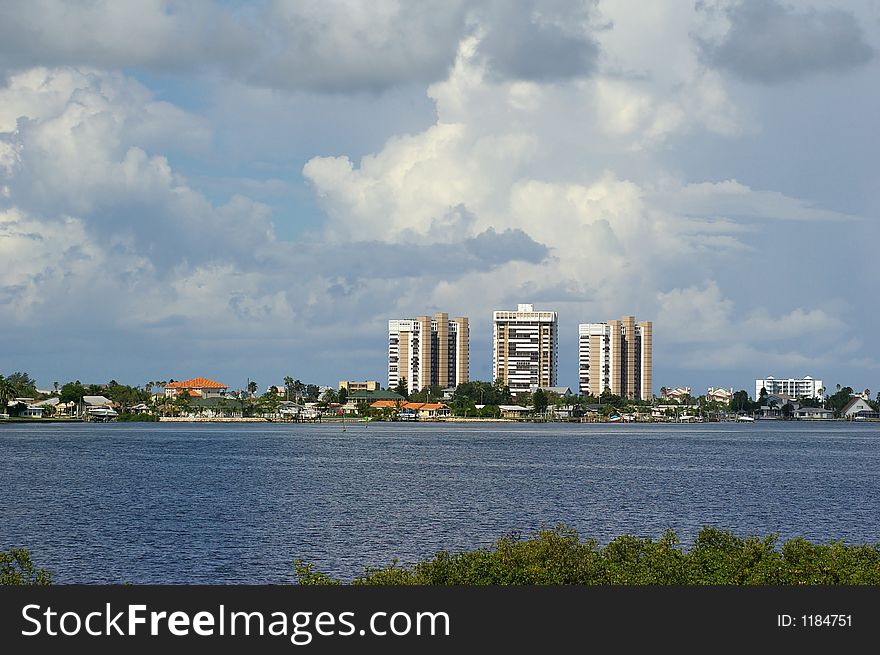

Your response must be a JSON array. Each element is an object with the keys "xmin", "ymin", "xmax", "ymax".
[
  {"xmin": 388, "ymin": 313, "xmax": 469, "ymax": 394},
  {"xmin": 493, "ymin": 303, "xmax": 558, "ymax": 397},
  {"xmin": 339, "ymin": 380, "xmax": 381, "ymax": 392},
  {"xmin": 578, "ymin": 316, "xmax": 652, "ymax": 400},
  {"xmin": 662, "ymin": 386, "xmax": 692, "ymax": 401},
  {"xmin": 164, "ymin": 377, "xmax": 228, "ymax": 398},
  {"xmin": 707, "ymin": 387, "xmax": 733, "ymax": 404}
]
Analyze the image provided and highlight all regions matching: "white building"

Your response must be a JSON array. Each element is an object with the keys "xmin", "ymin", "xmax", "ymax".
[
  {"xmin": 579, "ymin": 316, "xmax": 652, "ymax": 400},
  {"xmin": 755, "ymin": 376, "xmax": 823, "ymax": 400},
  {"xmin": 841, "ymin": 397, "xmax": 877, "ymax": 420},
  {"xmin": 493, "ymin": 304, "xmax": 558, "ymax": 397},
  {"xmin": 707, "ymin": 387, "xmax": 734, "ymax": 404},
  {"xmin": 661, "ymin": 386, "xmax": 692, "ymax": 402},
  {"xmin": 388, "ymin": 313, "xmax": 469, "ymax": 395}
]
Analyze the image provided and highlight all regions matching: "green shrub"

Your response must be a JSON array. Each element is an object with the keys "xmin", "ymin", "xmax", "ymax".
[
  {"xmin": 0, "ymin": 549, "xmax": 51, "ymax": 585},
  {"xmin": 293, "ymin": 525, "xmax": 880, "ymax": 586}
]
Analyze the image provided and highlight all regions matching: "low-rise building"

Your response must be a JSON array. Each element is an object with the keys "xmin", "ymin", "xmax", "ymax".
[
  {"xmin": 369, "ymin": 400, "xmax": 451, "ymax": 419},
  {"xmin": 339, "ymin": 380, "xmax": 381, "ymax": 392},
  {"xmin": 164, "ymin": 378, "xmax": 228, "ymax": 399},
  {"xmin": 21, "ymin": 405, "xmax": 45, "ymax": 418},
  {"xmin": 498, "ymin": 404, "xmax": 530, "ymax": 418},
  {"xmin": 706, "ymin": 387, "xmax": 733, "ymax": 404},
  {"xmin": 841, "ymin": 397, "xmax": 878, "ymax": 420},
  {"xmin": 661, "ymin": 387, "xmax": 691, "ymax": 402},
  {"xmin": 348, "ymin": 389, "xmax": 405, "ymax": 407},
  {"xmin": 793, "ymin": 407, "xmax": 833, "ymax": 420}
]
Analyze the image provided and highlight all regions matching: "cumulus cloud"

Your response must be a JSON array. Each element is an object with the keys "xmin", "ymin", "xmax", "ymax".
[
  {"xmin": 657, "ymin": 282, "xmax": 847, "ymax": 345},
  {"xmin": 1, "ymin": 3, "xmax": 875, "ymax": 391},
  {"xmin": 696, "ymin": 0, "xmax": 874, "ymax": 83},
  {"xmin": 300, "ymin": 15, "xmax": 870, "ymax": 382},
  {"xmin": 0, "ymin": 64, "xmax": 553, "ymax": 380},
  {"xmin": 655, "ymin": 281, "xmax": 858, "ymax": 383}
]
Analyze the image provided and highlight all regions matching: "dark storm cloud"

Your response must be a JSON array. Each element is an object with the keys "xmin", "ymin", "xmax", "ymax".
[
  {"xmin": 696, "ymin": 0, "xmax": 874, "ymax": 83},
  {"xmin": 476, "ymin": 0, "xmax": 602, "ymax": 82}
]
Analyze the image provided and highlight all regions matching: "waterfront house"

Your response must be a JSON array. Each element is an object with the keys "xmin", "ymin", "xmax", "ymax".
[
  {"xmin": 661, "ymin": 387, "xmax": 691, "ymax": 402},
  {"xmin": 549, "ymin": 404, "xmax": 577, "ymax": 419},
  {"xmin": 793, "ymin": 407, "xmax": 833, "ymax": 420},
  {"xmin": 498, "ymin": 404, "xmax": 530, "ymax": 419},
  {"xmin": 21, "ymin": 404, "xmax": 45, "ymax": 418},
  {"xmin": 706, "ymin": 387, "xmax": 734, "ymax": 404},
  {"xmin": 164, "ymin": 378, "xmax": 229, "ymax": 399},
  {"xmin": 757, "ymin": 394, "xmax": 789, "ymax": 418},
  {"xmin": 841, "ymin": 397, "xmax": 878, "ymax": 420},
  {"xmin": 409, "ymin": 403, "xmax": 451, "ymax": 419},
  {"xmin": 369, "ymin": 400, "xmax": 450, "ymax": 419},
  {"xmin": 347, "ymin": 389, "xmax": 405, "ymax": 414}
]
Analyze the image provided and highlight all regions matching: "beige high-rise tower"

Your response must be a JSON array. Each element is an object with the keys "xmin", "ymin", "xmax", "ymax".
[
  {"xmin": 578, "ymin": 316, "xmax": 652, "ymax": 400},
  {"xmin": 493, "ymin": 303, "xmax": 558, "ymax": 397},
  {"xmin": 388, "ymin": 313, "xmax": 469, "ymax": 394}
]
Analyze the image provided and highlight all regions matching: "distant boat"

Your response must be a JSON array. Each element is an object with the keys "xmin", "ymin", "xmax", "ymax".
[
  {"xmin": 736, "ymin": 415, "xmax": 755, "ymax": 422},
  {"xmin": 608, "ymin": 414, "xmax": 623, "ymax": 423}
]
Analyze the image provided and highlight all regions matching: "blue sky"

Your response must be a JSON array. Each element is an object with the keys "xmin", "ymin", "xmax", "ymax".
[{"xmin": 1, "ymin": 0, "xmax": 878, "ymax": 396}]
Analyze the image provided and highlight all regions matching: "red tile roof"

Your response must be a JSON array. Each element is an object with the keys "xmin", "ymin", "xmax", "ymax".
[
  {"xmin": 369, "ymin": 401, "xmax": 448, "ymax": 411},
  {"xmin": 165, "ymin": 378, "xmax": 228, "ymax": 389}
]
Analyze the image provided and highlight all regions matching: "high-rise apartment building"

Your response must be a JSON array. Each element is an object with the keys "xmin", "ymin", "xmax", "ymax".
[
  {"xmin": 755, "ymin": 376, "xmax": 823, "ymax": 400},
  {"xmin": 578, "ymin": 316, "xmax": 652, "ymax": 400},
  {"xmin": 493, "ymin": 303, "xmax": 558, "ymax": 396},
  {"xmin": 388, "ymin": 313, "xmax": 469, "ymax": 394}
]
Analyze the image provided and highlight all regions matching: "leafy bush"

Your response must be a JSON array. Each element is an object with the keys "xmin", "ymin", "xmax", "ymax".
[
  {"xmin": 0, "ymin": 549, "xmax": 51, "ymax": 585},
  {"xmin": 294, "ymin": 525, "xmax": 880, "ymax": 585}
]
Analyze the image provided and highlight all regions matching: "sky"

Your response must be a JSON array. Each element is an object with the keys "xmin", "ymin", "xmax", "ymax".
[{"xmin": 1, "ymin": 0, "xmax": 878, "ymax": 396}]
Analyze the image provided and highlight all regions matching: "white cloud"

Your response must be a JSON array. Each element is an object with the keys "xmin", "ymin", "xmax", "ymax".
[
  {"xmin": 1, "ymin": 3, "xmax": 876, "ymax": 391},
  {"xmin": 652, "ymin": 179, "xmax": 862, "ymax": 222}
]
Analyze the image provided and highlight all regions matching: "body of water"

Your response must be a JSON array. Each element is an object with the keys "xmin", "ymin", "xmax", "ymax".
[{"xmin": 1, "ymin": 421, "xmax": 878, "ymax": 583}]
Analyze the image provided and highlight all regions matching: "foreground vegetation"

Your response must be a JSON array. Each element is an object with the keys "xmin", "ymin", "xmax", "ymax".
[
  {"xmin": 295, "ymin": 525, "xmax": 880, "ymax": 585},
  {"xmin": 5, "ymin": 525, "xmax": 880, "ymax": 585},
  {"xmin": 0, "ymin": 549, "xmax": 51, "ymax": 585}
]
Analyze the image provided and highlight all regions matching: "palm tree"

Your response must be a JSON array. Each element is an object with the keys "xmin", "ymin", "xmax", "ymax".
[
  {"xmin": 284, "ymin": 376, "xmax": 294, "ymax": 401},
  {"xmin": 0, "ymin": 375, "xmax": 16, "ymax": 414},
  {"xmin": 293, "ymin": 379, "xmax": 304, "ymax": 404},
  {"xmin": 247, "ymin": 380, "xmax": 258, "ymax": 397}
]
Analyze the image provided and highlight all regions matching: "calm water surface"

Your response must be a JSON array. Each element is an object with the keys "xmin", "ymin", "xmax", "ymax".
[{"xmin": 1, "ymin": 421, "xmax": 878, "ymax": 583}]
